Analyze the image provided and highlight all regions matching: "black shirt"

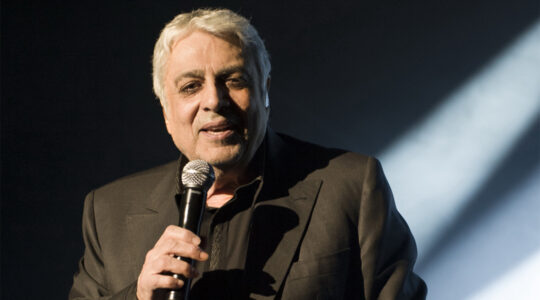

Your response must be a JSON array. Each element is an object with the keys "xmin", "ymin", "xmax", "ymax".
[
  {"xmin": 175, "ymin": 152, "xmax": 265, "ymax": 299},
  {"xmin": 190, "ymin": 177, "xmax": 263, "ymax": 298}
]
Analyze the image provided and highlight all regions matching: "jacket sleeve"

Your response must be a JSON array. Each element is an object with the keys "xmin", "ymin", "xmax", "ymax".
[
  {"xmin": 358, "ymin": 157, "xmax": 427, "ymax": 300},
  {"xmin": 69, "ymin": 191, "xmax": 138, "ymax": 300}
]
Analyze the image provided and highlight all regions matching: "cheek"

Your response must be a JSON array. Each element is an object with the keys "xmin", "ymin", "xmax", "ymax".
[
  {"xmin": 168, "ymin": 101, "xmax": 199, "ymax": 134},
  {"xmin": 237, "ymin": 91, "xmax": 264, "ymax": 117},
  {"xmin": 230, "ymin": 90, "xmax": 251, "ymax": 110}
]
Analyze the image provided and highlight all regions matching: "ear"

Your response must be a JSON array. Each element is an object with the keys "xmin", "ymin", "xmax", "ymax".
[
  {"xmin": 264, "ymin": 77, "xmax": 271, "ymax": 108},
  {"xmin": 265, "ymin": 77, "xmax": 271, "ymax": 91},
  {"xmin": 163, "ymin": 108, "xmax": 173, "ymax": 135}
]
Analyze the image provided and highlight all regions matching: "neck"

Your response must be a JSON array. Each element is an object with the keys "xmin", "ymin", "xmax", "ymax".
[{"xmin": 205, "ymin": 164, "xmax": 254, "ymax": 208}]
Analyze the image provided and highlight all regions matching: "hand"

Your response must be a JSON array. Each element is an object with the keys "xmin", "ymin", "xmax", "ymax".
[{"xmin": 136, "ymin": 225, "xmax": 209, "ymax": 300}]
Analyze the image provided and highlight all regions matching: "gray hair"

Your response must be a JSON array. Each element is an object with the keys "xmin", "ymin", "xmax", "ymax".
[{"xmin": 152, "ymin": 8, "xmax": 271, "ymax": 114}]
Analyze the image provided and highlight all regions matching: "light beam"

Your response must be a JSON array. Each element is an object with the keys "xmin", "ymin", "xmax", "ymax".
[{"xmin": 379, "ymin": 20, "xmax": 540, "ymax": 260}]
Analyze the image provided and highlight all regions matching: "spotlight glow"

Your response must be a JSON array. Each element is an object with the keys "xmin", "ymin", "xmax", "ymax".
[
  {"xmin": 467, "ymin": 249, "xmax": 540, "ymax": 300},
  {"xmin": 379, "ymin": 20, "xmax": 540, "ymax": 258}
]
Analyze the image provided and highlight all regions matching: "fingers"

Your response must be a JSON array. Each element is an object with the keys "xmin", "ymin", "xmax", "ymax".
[
  {"xmin": 156, "ymin": 225, "xmax": 201, "ymax": 247},
  {"xmin": 146, "ymin": 254, "xmax": 198, "ymax": 276},
  {"xmin": 136, "ymin": 225, "xmax": 208, "ymax": 300},
  {"xmin": 137, "ymin": 272, "xmax": 185, "ymax": 300},
  {"xmin": 148, "ymin": 273, "xmax": 185, "ymax": 289},
  {"xmin": 153, "ymin": 225, "xmax": 209, "ymax": 261}
]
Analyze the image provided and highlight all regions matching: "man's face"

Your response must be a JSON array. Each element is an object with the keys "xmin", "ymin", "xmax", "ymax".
[{"xmin": 163, "ymin": 30, "xmax": 269, "ymax": 171}]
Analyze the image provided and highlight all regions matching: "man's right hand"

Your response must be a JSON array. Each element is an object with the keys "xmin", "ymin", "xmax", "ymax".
[{"xmin": 136, "ymin": 225, "xmax": 209, "ymax": 300}]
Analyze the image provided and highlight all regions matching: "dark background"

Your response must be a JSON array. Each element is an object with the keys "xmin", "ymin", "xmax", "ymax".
[{"xmin": 2, "ymin": 1, "xmax": 538, "ymax": 298}]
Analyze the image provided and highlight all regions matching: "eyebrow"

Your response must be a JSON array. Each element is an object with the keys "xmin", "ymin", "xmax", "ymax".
[
  {"xmin": 174, "ymin": 70, "xmax": 205, "ymax": 85},
  {"xmin": 216, "ymin": 65, "xmax": 252, "ymax": 81},
  {"xmin": 173, "ymin": 65, "xmax": 253, "ymax": 85}
]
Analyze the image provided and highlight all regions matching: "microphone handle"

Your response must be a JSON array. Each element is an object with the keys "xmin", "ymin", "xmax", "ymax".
[{"xmin": 167, "ymin": 187, "xmax": 206, "ymax": 300}]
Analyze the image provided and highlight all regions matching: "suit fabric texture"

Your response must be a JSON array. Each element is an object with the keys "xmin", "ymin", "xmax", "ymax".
[{"xmin": 70, "ymin": 130, "xmax": 427, "ymax": 299}]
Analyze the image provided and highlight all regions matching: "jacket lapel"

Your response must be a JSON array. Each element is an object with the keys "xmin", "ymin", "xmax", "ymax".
[
  {"xmin": 124, "ymin": 162, "xmax": 179, "ymax": 276},
  {"xmin": 246, "ymin": 179, "xmax": 321, "ymax": 299},
  {"xmin": 246, "ymin": 130, "xmax": 323, "ymax": 298}
]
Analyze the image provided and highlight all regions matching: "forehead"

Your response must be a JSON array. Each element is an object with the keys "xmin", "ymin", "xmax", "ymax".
[{"xmin": 167, "ymin": 31, "xmax": 246, "ymax": 73}]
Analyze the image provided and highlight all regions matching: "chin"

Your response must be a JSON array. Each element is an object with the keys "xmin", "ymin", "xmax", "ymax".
[{"xmin": 198, "ymin": 144, "xmax": 245, "ymax": 170}]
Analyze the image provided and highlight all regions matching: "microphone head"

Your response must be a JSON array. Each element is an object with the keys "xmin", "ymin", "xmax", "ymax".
[{"xmin": 181, "ymin": 160, "xmax": 215, "ymax": 191}]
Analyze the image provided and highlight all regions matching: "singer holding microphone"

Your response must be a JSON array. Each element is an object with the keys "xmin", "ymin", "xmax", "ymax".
[{"xmin": 70, "ymin": 8, "xmax": 426, "ymax": 300}]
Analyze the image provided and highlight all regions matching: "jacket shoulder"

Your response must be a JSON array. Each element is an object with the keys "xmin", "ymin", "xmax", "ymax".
[
  {"xmin": 275, "ymin": 132, "xmax": 375, "ymax": 177},
  {"xmin": 91, "ymin": 160, "xmax": 177, "ymax": 205}
]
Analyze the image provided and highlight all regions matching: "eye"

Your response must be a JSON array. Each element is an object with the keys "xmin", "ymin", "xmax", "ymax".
[
  {"xmin": 226, "ymin": 76, "xmax": 249, "ymax": 89},
  {"xmin": 180, "ymin": 81, "xmax": 202, "ymax": 95}
]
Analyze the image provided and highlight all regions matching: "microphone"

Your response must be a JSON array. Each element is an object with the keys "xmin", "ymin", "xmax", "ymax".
[{"xmin": 167, "ymin": 160, "xmax": 215, "ymax": 300}]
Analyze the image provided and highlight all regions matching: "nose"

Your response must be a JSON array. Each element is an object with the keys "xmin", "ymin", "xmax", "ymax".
[{"xmin": 201, "ymin": 81, "xmax": 229, "ymax": 112}]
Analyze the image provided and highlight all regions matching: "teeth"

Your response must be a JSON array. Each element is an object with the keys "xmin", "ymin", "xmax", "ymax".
[
  {"xmin": 207, "ymin": 127, "xmax": 229, "ymax": 132},
  {"xmin": 205, "ymin": 128, "xmax": 230, "ymax": 134},
  {"xmin": 208, "ymin": 130, "xmax": 226, "ymax": 135},
  {"xmin": 202, "ymin": 122, "xmax": 233, "ymax": 133}
]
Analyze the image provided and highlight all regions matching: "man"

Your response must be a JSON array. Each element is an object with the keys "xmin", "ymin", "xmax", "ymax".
[{"xmin": 70, "ymin": 8, "xmax": 427, "ymax": 300}]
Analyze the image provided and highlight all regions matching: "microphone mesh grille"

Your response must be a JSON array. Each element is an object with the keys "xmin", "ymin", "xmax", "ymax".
[{"xmin": 181, "ymin": 160, "xmax": 215, "ymax": 190}]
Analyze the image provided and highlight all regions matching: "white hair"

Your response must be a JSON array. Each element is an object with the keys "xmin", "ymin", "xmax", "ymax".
[{"xmin": 152, "ymin": 8, "xmax": 271, "ymax": 114}]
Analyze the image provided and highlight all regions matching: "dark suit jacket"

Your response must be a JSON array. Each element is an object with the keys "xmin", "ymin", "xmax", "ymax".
[{"xmin": 69, "ymin": 130, "xmax": 427, "ymax": 299}]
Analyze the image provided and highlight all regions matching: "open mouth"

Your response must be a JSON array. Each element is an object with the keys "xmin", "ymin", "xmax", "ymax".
[{"xmin": 200, "ymin": 120, "xmax": 237, "ymax": 138}]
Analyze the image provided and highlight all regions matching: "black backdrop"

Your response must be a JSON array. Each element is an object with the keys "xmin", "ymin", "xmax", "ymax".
[{"xmin": 1, "ymin": 1, "xmax": 538, "ymax": 298}]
